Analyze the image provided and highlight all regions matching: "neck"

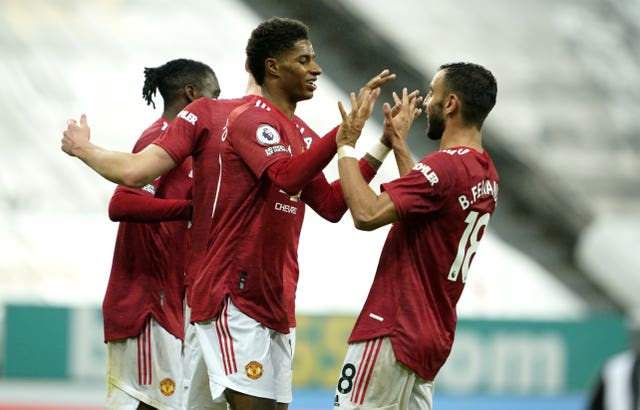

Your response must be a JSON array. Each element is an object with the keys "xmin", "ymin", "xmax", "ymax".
[
  {"xmin": 261, "ymin": 85, "xmax": 296, "ymax": 119},
  {"xmin": 438, "ymin": 127, "xmax": 483, "ymax": 153},
  {"xmin": 162, "ymin": 99, "xmax": 189, "ymax": 121},
  {"xmin": 162, "ymin": 110, "xmax": 177, "ymax": 121}
]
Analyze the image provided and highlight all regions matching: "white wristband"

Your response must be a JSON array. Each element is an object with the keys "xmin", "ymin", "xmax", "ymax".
[
  {"xmin": 367, "ymin": 141, "xmax": 392, "ymax": 163},
  {"xmin": 337, "ymin": 145, "xmax": 358, "ymax": 160}
]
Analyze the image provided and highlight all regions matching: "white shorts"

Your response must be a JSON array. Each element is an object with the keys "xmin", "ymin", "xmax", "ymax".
[
  {"xmin": 195, "ymin": 297, "xmax": 293, "ymax": 403},
  {"xmin": 106, "ymin": 317, "xmax": 184, "ymax": 410},
  {"xmin": 184, "ymin": 303, "xmax": 227, "ymax": 410},
  {"xmin": 333, "ymin": 337, "xmax": 434, "ymax": 410}
]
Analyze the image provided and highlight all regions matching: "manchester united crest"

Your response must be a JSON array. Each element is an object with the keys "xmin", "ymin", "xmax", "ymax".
[
  {"xmin": 159, "ymin": 378, "xmax": 176, "ymax": 396},
  {"xmin": 245, "ymin": 360, "xmax": 264, "ymax": 380}
]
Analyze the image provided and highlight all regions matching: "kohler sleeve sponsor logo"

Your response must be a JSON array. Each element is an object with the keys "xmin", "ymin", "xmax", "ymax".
[
  {"xmin": 177, "ymin": 109, "xmax": 198, "ymax": 125},
  {"xmin": 413, "ymin": 162, "xmax": 439, "ymax": 186}
]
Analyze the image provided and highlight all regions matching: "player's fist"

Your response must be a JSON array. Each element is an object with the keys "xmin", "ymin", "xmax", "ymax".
[{"xmin": 61, "ymin": 113, "xmax": 90, "ymax": 156}]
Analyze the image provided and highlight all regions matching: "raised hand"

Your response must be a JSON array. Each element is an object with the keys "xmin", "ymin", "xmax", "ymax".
[
  {"xmin": 381, "ymin": 88, "xmax": 422, "ymax": 177},
  {"xmin": 336, "ymin": 69, "xmax": 396, "ymax": 148},
  {"xmin": 61, "ymin": 114, "xmax": 91, "ymax": 157},
  {"xmin": 354, "ymin": 69, "xmax": 396, "ymax": 108},
  {"xmin": 382, "ymin": 88, "xmax": 423, "ymax": 148}
]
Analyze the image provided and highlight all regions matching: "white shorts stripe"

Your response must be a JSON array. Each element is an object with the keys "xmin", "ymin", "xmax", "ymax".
[
  {"xmin": 334, "ymin": 337, "xmax": 434, "ymax": 410},
  {"xmin": 148, "ymin": 320, "xmax": 153, "ymax": 384},
  {"xmin": 352, "ymin": 338, "xmax": 382, "ymax": 404},
  {"xmin": 137, "ymin": 320, "xmax": 153, "ymax": 385},
  {"xmin": 137, "ymin": 333, "xmax": 142, "ymax": 385},
  {"xmin": 108, "ymin": 317, "xmax": 184, "ymax": 409},
  {"xmin": 195, "ymin": 297, "xmax": 293, "ymax": 403},
  {"xmin": 215, "ymin": 300, "xmax": 237, "ymax": 375}
]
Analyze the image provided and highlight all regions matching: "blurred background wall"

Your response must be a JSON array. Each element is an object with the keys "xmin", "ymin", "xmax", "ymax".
[{"xmin": 1, "ymin": 0, "xmax": 639, "ymax": 408}]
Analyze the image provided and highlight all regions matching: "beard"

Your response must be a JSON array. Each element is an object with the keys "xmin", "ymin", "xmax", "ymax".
[{"xmin": 426, "ymin": 108, "xmax": 445, "ymax": 140}]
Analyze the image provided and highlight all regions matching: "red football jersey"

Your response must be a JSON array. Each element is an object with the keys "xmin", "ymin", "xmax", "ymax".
[
  {"xmin": 348, "ymin": 147, "xmax": 500, "ymax": 381},
  {"xmin": 153, "ymin": 96, "xmax": 254, "ymax": 303},
  {"xmin": 188, "ymin": 96, "xmax": 325, "ymax": 333},
  {"xmin": 103, "ymin": 118, "xmax": 192, "ymax": 342},
  {"xmin": 155, "ymin": 95, "xmax": 369, "ymax": 330}
]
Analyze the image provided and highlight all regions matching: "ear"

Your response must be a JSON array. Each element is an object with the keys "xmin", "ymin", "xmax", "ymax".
[
  {"xmin": 444, "ymin": 93, "xmax": 460, "ymax": 117},
  {"xmin": 265, "ymin": 57, "xmax": 279, "ymax": 79},
  {"xmin": 184, "ymin": 84, "xmax": 198, "ymax": 102}
]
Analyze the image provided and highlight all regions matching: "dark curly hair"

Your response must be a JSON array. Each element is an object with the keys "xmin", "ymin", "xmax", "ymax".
[
  {"xmin": 245, "ymin": 17, "xmax": 310, "ymax": 85},
  {"xmin": 439, "ymin": 62, "xmax": 497, "ymax": 129},
  {"xmin": 142, "ymin": 58, "xmax": 218, "ymax": 109}
]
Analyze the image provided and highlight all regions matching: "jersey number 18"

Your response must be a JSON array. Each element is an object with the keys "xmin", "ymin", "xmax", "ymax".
[{"xmin": 447, "ymin": 210, "xmax": 490, "ymax": 283}]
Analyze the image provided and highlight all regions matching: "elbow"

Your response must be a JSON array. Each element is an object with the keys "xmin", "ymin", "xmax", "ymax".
[
  {"xmin": 108, "ymin": 191, "xmax": 131, "ymax": 221},
  {"xmin": 108, "ymin": 202, "xmax": 123, "ymax": 222},
  {"xmin": 108, "ymin": 190, "xmax": 132, "ymax": 221},
  {"xmin": 324, "ymin": 213, "xmax": 343, "ymax": 223},
  {"xmin": 353, "ymin": 221, "xmax": 378, "ymax": 231},
  {"xmin": 315, "ymin": 204, "xmax": 348, "ymax": 223},
  {"xmin": 125, "ymin": 179, "xmax": 148, "ymax": 189},
  {"xmin": 120, "ymin": 168, "xmax": 150, "ymax": 188},
  {"xmin": 351, "ymin": 212, "xmax": 380, "ymax": 231}
]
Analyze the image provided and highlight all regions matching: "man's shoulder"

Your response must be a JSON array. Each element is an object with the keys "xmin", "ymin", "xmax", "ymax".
[
  {"xmin": 423, "ymin": 147, "xmax": 484, "ymax": 168},
  {"xmin": 218, "ymin": 94, "xmax": 256, "ymax": 108},
  {"xmin": 143, "ymin": 117, "xmax": 167, "ymax": 136},
  {"xmin": 229, "ymin": 96, "xmax": 281, "ymax": 126},
  {"xmin": 133, "ymin": 118, "xmax": 166, "ymax": 152},
  {"xmin": 173, "ymin": 96, "xmax": 255, "ymax": 130},
  {"xmin": 186, "ymin": 94, "xmax": 253, "ymax": 113}
]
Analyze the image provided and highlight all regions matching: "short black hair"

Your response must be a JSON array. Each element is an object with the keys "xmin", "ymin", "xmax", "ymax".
[
  {"xmin": 142, "ymin": 58, "xmax": 218, "ymax": 109},
  {"xmin": 245, "ymin": 17, "xmax": 310, "ymax": 85},
  {"xmin": 439, "ymin": 62, "xmax": 497, "ymax": 129}
]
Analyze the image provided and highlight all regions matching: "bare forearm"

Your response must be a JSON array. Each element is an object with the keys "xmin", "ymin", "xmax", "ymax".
[
  {"xmin": 74, "ymin": 143, "xmax": 173, "ymax": 187},
  {"xmin": 392, "ymin": 141, "xmax": 415, "ymax": 177},
  {"xmin": 73, "ymin": 143, "xmax": 142, "ymax": 186},
  {"xmin": 338, "ymin": 156, "xmax": 396, "ymax": 231}
]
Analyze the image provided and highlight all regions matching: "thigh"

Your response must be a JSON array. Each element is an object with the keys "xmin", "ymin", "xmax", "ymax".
[
  {"xmin": 333, "ymin": 337, "xmax": 430, "ymax": 410},
  {"xmin": 107, "ymin": 318, "xmax": 184, "ymax": 410},
  {"xmin": 185, "ymin": 345, "xmax": 228, "ymax": 410},
  {"xmin": 408, "ymin": 380, "xmax": 434, "ymax": 410},
  {"xmin": 105, "ymin": 363, "xmax": 140, "ymax": 410},
  {"xmin": 273, "ymin": 328, "xmax": 295, "ymax": 404},
  {"xmin": 183, "ymin": 311, "xmax": 201, "ymax": 390},
  {"xmin": 195, "ymin": 297, "xmax": 291, "ymax": 403}
]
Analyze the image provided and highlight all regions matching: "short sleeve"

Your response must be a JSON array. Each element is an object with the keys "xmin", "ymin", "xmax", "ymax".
[
  {"xmin": 154, "ymin": 98, "xmax": 211, "ymax": 164},
  {"xmin": 227, "ymin": 110, "xmax": 292, "ymax": 178},
  {"xmin": 382, "ymin": 153, "xmax": 453, "ymax": 219}
]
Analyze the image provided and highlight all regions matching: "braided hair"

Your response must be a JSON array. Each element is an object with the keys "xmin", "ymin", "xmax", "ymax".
[{"xmin": 142, "ymin": 58, "xmax": 217, "ymax": 109}]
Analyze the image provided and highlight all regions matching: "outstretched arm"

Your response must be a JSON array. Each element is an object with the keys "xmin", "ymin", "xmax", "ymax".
[{"xmin": 61, "ymin": 114, "xmax": 177, "ymax": 187}]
